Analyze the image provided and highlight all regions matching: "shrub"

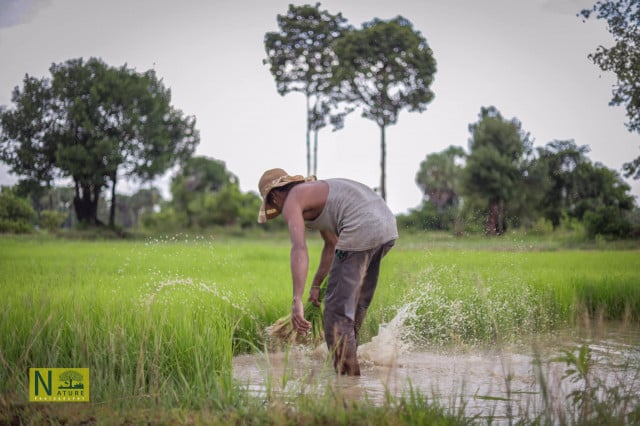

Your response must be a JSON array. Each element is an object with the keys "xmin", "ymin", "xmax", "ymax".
[
  {"xmin": 527, "ymin": 217, "xmax": 554, "ymax": 236},
  {"xmin": 396, "ymin": 202, "xmax": 459, "ymax": 232},
  {"xmin": 0, "ymin": 187, "xmax": 35, "ymax": 233},
  {"xmin": 39, "ymin": 210, "xmax": 68, "ymax": 232},
  {"xmin": 140, "ymin": 206, "xmax": 182, "ymax": 232},
  {"xmin": 583, "ymin": 205, "xmax": 632, "ymax": 239}
]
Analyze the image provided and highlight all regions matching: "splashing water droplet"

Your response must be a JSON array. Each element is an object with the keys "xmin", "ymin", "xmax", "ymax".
[{"xmin": 359, "ymin": 301, "xmax": 419, "ymax": 366}]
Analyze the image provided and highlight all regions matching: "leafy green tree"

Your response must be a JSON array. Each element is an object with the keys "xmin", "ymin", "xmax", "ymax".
[
  {"xmin": 201, "ymin": 183, "xmax": 261, "ymax": 228},
  {"xmin": 584, "ymin": 204, "xmax": 632, "ymax": 238},
  {"xmin": 572, "ymin": 161, "xmax": 634, "ymax": 220},
  {"xmin": 415, "ymin": 146, "xmax": 465, "ymax": 212},
  {"xmin": 170, "ymin": 156, "xmax": 236, "ymax": 228},
  {"xmin": 237, "ymin": 190, "xmax": 263, "ymax": 229},
  {"xmin": 508, "ymin": 149, "xmax": 550, "ymax": 230},
  {"xmin": 332, "ymin": 16, "xmax": 436, "ymax": 200},
  {"xmin": 461, "ymin": 106, "xmax": 532, "ymax": 235},
  {"xmin": 404, "ymin": 146, "xmax": 466, "ymax": 233},
  {"xmin": 0, "ymin": 57, "xmax": 199, "ymax": 226},
  {"xmin": 580, "ymin": 0, "xmax": 640, "ymax": 179},
  {"xmin": 264, "ymin": 3, "xmax": 350, "ymax": 176},
  {"xmin": 536, "ymin": 140, "xmax": 592, "ymax": 228},
  {"xmin": 0, "ymin": 76, "xmax": 57, "ymax": 186},
  {"xmin": 534, "ymin": 139, "xmax": 634, "ymax": 238},
  {"xmin": 568, "ymin": 161, "xmax": 634, "ymax": 238}
]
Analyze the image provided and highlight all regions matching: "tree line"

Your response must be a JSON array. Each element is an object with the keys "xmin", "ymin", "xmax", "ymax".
[
  {"xmin": 0, "ymin": 1, "xmax": 638, "ymax": 239},
  {"xmin": 404, "ymin": 106, "xmax": 637, "ymax": 238},
  {"xmin": 1, "ymin": 107, "xmax": 637, "ymax": 238},
  {"xmin": 0, "ymin": 57, "xmax": 198, "ymax": 228}
]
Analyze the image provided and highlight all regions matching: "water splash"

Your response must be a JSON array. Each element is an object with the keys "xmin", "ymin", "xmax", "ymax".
[{"xmin": 359, "ymin": 301, "xmax": 420, "ymax": 366}]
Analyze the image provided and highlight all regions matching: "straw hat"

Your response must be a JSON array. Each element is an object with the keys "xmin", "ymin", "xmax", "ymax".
[{"xmin": 257, "ymin": 168, "xmax": 316, "ymax": 223}]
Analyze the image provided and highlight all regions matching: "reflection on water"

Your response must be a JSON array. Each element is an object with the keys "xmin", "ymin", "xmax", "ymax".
[{"xmin": 233, "ymin": 321, "xmax": 640, "ymax": 421}]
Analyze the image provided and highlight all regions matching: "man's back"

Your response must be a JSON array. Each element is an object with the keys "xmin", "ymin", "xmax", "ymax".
[{"xmin": 305, "ymin": 178, "xmax": 398, "ymax": 251}]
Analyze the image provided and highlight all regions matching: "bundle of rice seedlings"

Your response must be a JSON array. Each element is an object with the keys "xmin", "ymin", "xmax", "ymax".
[{"xmin": 266, "ymin": 280, "xmax": 327, "ymax": 346}]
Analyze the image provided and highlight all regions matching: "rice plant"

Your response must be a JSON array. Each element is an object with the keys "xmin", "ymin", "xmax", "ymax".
[{"xmin": 1, "ymin": 234, "xmax": 639, "ymax": 424}]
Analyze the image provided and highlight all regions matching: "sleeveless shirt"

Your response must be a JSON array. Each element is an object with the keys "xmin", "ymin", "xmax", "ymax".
[{"xmin": 304, "ymin": 178, "xmax": 398, "ymax": 251}]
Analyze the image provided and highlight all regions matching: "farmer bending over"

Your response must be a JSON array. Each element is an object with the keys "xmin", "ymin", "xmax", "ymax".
[{"xmin": 257, "ymin": 168, "xmax": 398, "ymax": 375}]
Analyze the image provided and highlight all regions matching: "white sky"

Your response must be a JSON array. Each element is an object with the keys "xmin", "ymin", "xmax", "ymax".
[{"xmin": 0, "ymin": 0, "xmax": 638, "ymax": 214}]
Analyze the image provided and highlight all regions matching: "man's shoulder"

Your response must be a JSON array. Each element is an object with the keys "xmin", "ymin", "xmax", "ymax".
[
  {"xmin": 289, "ymin": 179, "xmax": 329, "ymax": 202},
  {"xmin": 325, "ymin": 178, "xmax": 362, "ymax": 186},
  {"xmin": 326, "ymin": 178, "xmax": 374, "ymax": 193}
]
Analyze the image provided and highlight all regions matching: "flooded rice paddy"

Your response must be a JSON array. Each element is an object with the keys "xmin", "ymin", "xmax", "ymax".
[{"xmin": 233, "ymin": 309, "xmax": 640, "ymax": 421}]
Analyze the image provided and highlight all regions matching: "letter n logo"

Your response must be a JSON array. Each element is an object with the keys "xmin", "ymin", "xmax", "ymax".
[{"xmin": 29, "ymin": 368, "xmax": 53, "ymax": 401}]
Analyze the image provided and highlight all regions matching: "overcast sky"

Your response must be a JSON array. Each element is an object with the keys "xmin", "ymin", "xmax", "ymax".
[{"xmin": 0, "ymin": 0, "xmax": 638, "ymax": 214}]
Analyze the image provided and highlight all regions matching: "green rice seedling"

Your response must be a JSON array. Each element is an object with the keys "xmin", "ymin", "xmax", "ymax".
[
  {"xmin": 1, "ymin": 234, "xmax": 640, "ymax": 424},
  {"xmin": 266, "ymin": 279, "xmax": 327, "ymax": 346}
]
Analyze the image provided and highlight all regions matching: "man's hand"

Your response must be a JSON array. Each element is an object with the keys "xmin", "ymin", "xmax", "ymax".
[
  {"xmin": 308, "ymin": 286, "xmax": 321, "ymax": 307},
  {"xmin": 291, "ymin": 297, "xmax": 311, "ymax": 335}
]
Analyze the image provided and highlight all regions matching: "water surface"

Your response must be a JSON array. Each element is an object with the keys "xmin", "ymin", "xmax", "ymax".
[{"xmin": 233, "ymin": 321, "xmax": 640, "ymax": 420}]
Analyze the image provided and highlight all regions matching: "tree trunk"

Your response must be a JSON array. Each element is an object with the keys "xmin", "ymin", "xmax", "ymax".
[
  {"xmin": 73, "ymin": 182, "xmax": 101, "ymax": 225},
  {"xmin": 379, "ymin": 124, "xmax": 387, "ymax": 201},
  {"xmin": 92, "ymin": 186, "xmax": 102, "ymax": 225},
  {"xmin": 486, "ymin": 199, "xmax": 500, "ymax": 235},
  {"xmin": 305, "ymin": 93, "xmax": 311, "ymax": 176},
  {"xmin": 313, "ymin": 129, "xmax": 319, "ymax": 176},
  {"xmin": 109, "ymin": 174, "xmax": 117, "ymax": 227}
]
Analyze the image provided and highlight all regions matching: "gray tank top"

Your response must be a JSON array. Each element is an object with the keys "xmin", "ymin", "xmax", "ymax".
[{"xmin": 305, "ymin": 178, "xmax": 398, "ymax": 251}]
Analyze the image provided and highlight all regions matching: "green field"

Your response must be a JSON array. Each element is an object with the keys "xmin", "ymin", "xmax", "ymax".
[{"xmin": 1, "ymin": 233, "xmax": 639, "ymax": 424}]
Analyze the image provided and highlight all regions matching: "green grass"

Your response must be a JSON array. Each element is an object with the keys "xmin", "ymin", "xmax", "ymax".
[{"xmin": 1, "ymin": 232, "xmax": 639, "ymax": 424}]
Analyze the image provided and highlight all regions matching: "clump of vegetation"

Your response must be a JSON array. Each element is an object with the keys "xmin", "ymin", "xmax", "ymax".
[
  {"xmin": 0, "ymin": 187, "xmax": 35, "ymax": 233},
  {"xmin": 1, "ymin": 237, "xmax": 639, "ymax": 425},
  {"xmin": 39, "ymin": 210, "xmax": 68, "ymax": 233},
  {"xmin": 266, "ymin": 280, "xmax": 326, "ymax": 347},
  {"xmin": 542, "ymin": 345, "xmax": 640, "ymax": 424}
]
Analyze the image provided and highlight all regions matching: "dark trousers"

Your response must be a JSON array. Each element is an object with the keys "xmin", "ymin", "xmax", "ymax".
[{"xmin": 323, "ymin": 239, "xmax": 395, "ymax": 375}]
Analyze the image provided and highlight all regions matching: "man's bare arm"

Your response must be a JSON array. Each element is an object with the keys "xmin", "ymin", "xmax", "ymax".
[{"xmin": 282, "ymin": 190, "xmax": 312, "ymax": 334}]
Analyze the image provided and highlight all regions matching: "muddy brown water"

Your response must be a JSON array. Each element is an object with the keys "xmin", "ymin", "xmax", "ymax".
[{"xmin": 233, "ymin": 316, "xmax": 640, "ymax": 421}]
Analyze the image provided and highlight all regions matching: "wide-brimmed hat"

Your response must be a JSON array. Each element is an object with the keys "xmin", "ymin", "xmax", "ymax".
[{"xmin": 257, "ymin": 168, "xmax": 316, "ymax": 223}]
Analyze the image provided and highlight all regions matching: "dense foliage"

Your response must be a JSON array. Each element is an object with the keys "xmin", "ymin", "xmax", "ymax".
[
  {"xmin": 400, "ymin": 106, "xmax": 637, "ymax": 238},
  {"xmin": 0, "ymin": 57, "xmax": 199, "ymax": 226},
  {"xmin": 264, "ymin": 3, "xmax": 350, "ymax": 176},
  {"xmin": 581, "ymin": 0, "xmax": 640, "ymax": 179},
  {"xmin": 331, "ymin": 16, "xmax": 437, "ymax": 200},
  {"xmin": 0, "ymin": 5, "xmax": 638, "ymax": 239}
]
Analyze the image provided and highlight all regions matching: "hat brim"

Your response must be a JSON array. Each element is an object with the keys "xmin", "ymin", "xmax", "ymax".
[
  {"xmin": 257, "ymin": 175, "xmax": 316, "ymax": 223},
  {"xmin": 257, "ymin": 198, "xmax": 280, "ymax": 224}
]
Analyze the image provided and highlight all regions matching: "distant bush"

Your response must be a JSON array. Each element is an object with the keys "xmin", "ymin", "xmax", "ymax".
[
  {"xmin": 0, "ymin": 187, "xmax": 35, "ymax": 233},
  {"xmin": 39, "ymin": 210, "xmax": 69, "ymax": 232},
  {"xmin": 396, "ymin": 202, "xmax": 459, "ymax": 233},
  {"xmin": 527, "ymin": 217, "xmax": 554, "ymax": 236},
  {"xmin": 583, "ymin": 205, "xmax": 632, "ymax": 239},
  {"xmin": 140, "ymin": 206, "xmax": 182, "ymax": 232}
]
